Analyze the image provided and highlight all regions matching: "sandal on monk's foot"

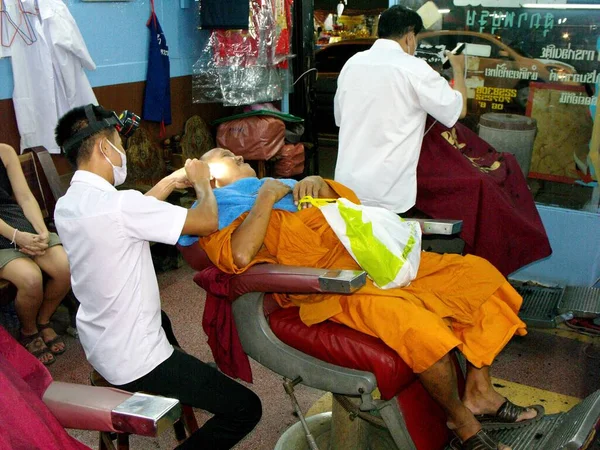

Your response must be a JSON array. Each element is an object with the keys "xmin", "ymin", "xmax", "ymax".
[
  {"xmin": 450, "ymin": 430, "xmax": 504, "ymax": 450},
  {"xmin": 37, "ymin": 322, "xmax": 66, "ymax": 355},
  {"xmin": 476, "ymin": 399, "xmax": 544, "ymax": 430},
  {"xmin": 20, "ymin": 332, "xmax": 55, "ymax": 366}
]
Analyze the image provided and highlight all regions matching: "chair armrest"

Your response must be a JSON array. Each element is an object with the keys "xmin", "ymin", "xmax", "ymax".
[
  {"xmin": 233, "ymin": 291, "xmax": 378, "ymax": 400},
  {"xmin": 223, "ymin": 265, "xmax": 366, "ymax": 298},
  {"xmin": 43, "ymin": 381, "xmax": 181, "ymax": 436}
]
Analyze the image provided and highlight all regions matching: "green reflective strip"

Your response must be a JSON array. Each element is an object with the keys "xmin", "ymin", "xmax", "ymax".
[
  {"xmin": 337, "ymin": 201, "xmax": 404, "ymax": 287},
  {"xmin": 401, "ymin": 221, "xmax": 417, "ymax": 261}
]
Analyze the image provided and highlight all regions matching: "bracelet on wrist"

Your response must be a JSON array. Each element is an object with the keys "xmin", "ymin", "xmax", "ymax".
[{"xmin": 10, "ymin": 228, "xmax": 18, "ymax": 249}]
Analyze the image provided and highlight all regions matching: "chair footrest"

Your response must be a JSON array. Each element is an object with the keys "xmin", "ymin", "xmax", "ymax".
[{"xmin": 448, "ymin": 390, "xmax": 600, "ymax": 450}]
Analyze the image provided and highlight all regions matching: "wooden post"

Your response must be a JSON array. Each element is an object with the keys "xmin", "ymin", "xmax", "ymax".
[{"xmin": 329, "ymin": 396, "xmax": 370, "ymax": 450}]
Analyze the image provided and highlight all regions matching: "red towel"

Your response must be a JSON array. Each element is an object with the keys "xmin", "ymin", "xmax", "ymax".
[
  {"xmin": 416, "ymin": 117, "xmax": 552, "ymax": 276},
  {"xmin": 195, "ymin": 268, "xmax": 253, "ymax": 382},
  {"xmin": 0, "ymin": 326, "xmax": 90, "ymax": 450}
]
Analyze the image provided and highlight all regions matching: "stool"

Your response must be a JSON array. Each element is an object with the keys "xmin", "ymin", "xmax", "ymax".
[{"xmin": 90, "ymin": 370, "xmax": 199, "ymax": 450}]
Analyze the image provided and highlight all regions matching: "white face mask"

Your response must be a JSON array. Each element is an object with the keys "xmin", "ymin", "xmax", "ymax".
[{"xmin": 101, "ymin": 139, "xmax": 127, "ymax": 187}]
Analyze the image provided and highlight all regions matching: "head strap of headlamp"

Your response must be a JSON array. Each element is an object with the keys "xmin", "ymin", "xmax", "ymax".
[{"xmin": 62, "ymin": 104, "xmax": 122, "ymax": 157}]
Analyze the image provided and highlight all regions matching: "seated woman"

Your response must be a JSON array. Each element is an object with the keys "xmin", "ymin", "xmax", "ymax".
[
  {"xmin": 0, "ymin": 144, "xmax": 70, "ymax": 365},
  {"xmin": 180, "ymin": 148, "xmax": 542, "ymax": 450}
]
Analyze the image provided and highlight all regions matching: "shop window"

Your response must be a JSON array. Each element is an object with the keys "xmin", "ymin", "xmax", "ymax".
[{"xmin": 313, "ymin": 3, "xmax": 599, "ymax": 211}]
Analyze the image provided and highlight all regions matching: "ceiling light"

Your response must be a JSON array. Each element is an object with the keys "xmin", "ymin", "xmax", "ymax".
[{"xmin": 438, "ymin": 8, "xmax": 450, "ymax": 13}]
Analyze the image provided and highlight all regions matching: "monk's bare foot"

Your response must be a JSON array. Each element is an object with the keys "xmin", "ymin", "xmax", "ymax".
[{"xmin": 462, "ymin": 385, "xmax": 538, "ymax": 422}]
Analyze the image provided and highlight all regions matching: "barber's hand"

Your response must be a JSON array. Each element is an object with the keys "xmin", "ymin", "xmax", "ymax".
[
  {"xmin": 169, "ymin": 167, "xmax": 193, "ymax": 189},
  {"xmin": 259, "ymin": 179, "xmax": 291, "ymax": 204},
  {"xmin": 15, "ymin": 231, "xmax": 48, "ymax": 256},
  {"xmin": 446, "ymin": 52, "xmax": 465, "ymax": 74},
  {"xmin": 184, "ymin": 159, "xmax": 211, "ymax": 186},
  {"xmin": 293, "ymin": 176, "xmax": 326, "ymax": 208}
]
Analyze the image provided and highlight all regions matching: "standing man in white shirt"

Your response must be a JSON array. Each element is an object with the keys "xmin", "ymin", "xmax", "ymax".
[
  {"xmin": 334, "ymin": 5, "xmax": 467, "ymax": 214},
  {"xmin": 54, "ymin": 104, "xmax": 261, "ymax": 450}
]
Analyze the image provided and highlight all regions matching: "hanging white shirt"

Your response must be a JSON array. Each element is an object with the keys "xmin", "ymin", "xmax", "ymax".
[
  {"xmin": 9, "ymin": 0, "xmax": 97, "ymax": 154},
  {"xmin": 54, "ymin": 171, "xmax": 188, "ymax": 385},
  {"xmin": 334, "ymin": 39, "xmax": 463, "ymax": 213}
]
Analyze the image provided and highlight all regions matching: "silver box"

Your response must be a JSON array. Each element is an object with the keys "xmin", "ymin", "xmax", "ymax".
[
  {"xmin": 111, "ymin": 393, "xmax": 181, "ymax": 437},
  {"xmin": 409, "ymin": 218, "xmax": 463, "ymax": 235},
  {"xmin": 319, "ymin": 270, "xmax": 367, "ymax": 293}
]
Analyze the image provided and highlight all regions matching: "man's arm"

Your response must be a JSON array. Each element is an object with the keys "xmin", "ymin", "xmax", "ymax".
[
  {"xmin": 447, "ymin": 52, "xmax": 467, "ymax": 119},
  {"xmin": 145, "ymin": 167, "xmax": 190, "ymax": 201},
  {"xmin": 181, "ymin": 160, "xmax": 218, "ymax": 237},
  {"xmin": 231, "ymin": 179, "xmax": 291, "ymax": 268}
]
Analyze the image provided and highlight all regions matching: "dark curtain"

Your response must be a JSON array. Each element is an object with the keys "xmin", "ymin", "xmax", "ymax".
[{"xmin": 200, "ymin": 0, "xmax": 250, "ymax": 29}]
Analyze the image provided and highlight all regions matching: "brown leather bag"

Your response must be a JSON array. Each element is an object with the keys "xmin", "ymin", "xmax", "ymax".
[
  {"xmin": 274, "ymin": 143, "xmax": 305, "ymax": 177},
  {"xmin": 216, "ymin": 116, "xmax": 285, "ymax": 160}
]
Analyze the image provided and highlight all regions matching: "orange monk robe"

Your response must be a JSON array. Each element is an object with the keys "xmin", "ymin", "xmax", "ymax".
[{"xmin": 200, "ymin": 180, "xmax": 527, "ymax": 373}]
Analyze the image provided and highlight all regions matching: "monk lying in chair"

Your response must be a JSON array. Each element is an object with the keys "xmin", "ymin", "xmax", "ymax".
[{"xmin": 177, "ymin": 148, "xmax": 599, "ymax": 450}]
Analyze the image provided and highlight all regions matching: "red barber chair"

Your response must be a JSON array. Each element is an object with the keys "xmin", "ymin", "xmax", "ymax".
[{"xmin": 178, "ymin": 217, "xmax": 600, "ymax": 450}]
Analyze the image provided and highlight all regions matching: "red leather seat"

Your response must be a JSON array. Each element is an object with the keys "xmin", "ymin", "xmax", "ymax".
[{"xmin": 265, "ymin": 296, "xmax": 414, "ymax": 400}]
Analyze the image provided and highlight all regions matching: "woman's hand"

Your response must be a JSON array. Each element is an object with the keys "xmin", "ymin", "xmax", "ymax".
[
  {"xmin": 15, "ymin": 231, "xmax": 48, "ymax": 256},
  {"xmin": 293, "ymin": 176, "xmax": 327, "ymax": 208},
  {"xmin": 37, "ymin": 229, "xmax": 49, "ymax": 245}
]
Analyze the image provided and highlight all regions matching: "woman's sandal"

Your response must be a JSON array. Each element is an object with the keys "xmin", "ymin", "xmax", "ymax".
[
  {"xmin": 20, "ymin": 332, "xmax": 55, "ymax": 366},
  {"xmin": 449, "ymin": 430, "xmax": 504, "ymax": 450},
  {"xmin": 475, "ymin": 399, "xmax": 545, "ymax": 430},
  {"xmin": 37, "ymin": 322, "xmax": 66, "ymax": 355}
]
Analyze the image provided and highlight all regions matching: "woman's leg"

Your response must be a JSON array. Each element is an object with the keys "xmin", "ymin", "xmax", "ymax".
[
  {"xmin": 0, "ymin": 257, "xmax": 53, "ymax": 364},
  {"xmin": 117, "ymin": 349, "xmax": 262, "ymax": 450},
  {"xmin": 34, "ymin": 245, "xmax": 71, "ymax": 353}
]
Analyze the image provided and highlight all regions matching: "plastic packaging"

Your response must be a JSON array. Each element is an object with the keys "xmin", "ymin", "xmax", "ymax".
[
  {"xmin": 216, "ymin": 116, "xmax": 285, "ymax": 160},
  {"xmin": 319, "ymin": 199, "xmax": 422, "ymax": 289},
  {"xmin": 193, "ymin": 0, "xmax": 294, "ymax": 106},
  {"xmin": 274, "ymin": 143, "xmax": 305, "ymax": 177}
]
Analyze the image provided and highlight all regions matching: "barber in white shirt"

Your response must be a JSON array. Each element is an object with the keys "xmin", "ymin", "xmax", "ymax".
[
  {"xmin": 54, "ymin": 105, "xmax": 261, "ymax": 450},
  {"xmin": 334, "ymin": 5, "xmax": 467, "ymax": 214}
]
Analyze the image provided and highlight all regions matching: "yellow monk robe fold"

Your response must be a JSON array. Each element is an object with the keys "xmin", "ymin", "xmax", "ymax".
[{"xmin": 199, "ymin": 180, "xmax": 527, "ymax": 373}]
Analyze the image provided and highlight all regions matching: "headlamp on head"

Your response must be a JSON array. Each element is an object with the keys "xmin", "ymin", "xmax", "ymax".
[
  {"xmin": 116, "ymin": 110, "xmax": 141, "ymax": 138},
  {"xmin": 62, "ymin": 104, "xmax": 140, "ymax": 156}
]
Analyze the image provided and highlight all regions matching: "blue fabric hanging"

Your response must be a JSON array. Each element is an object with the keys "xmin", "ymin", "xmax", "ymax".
[
  {"xmin": 142, "ymin": 0, "xmax": 171, "ymax": 130},
  {"xmin": 199, "ymin": 0, "xmax": 249, "ymax": 30}
]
